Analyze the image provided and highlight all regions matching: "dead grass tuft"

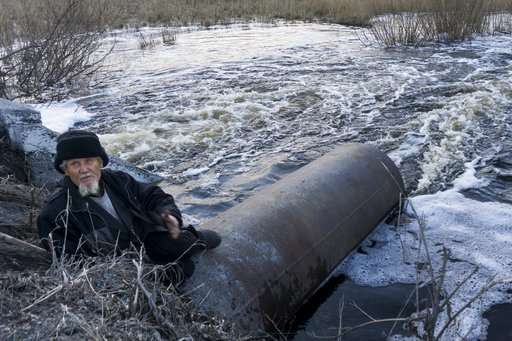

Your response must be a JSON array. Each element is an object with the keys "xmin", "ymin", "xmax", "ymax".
[{"xmin": 0, "ymin": 249, "xmax": 242, "ymax": 340}]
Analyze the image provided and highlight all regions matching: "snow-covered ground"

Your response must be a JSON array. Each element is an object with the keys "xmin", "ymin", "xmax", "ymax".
[{"xmin": 34, "ymin": 99, "xmax": 93, "ymax": 133}]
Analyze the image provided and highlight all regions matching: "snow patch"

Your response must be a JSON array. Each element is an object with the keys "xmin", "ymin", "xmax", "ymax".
[
  {"xmin": 34, "ymin": 100, "xmax": 93, "ymax": 133},
  {"xmin": 338, "ymin": 161, "xmax": 512, "ymax": 340}
]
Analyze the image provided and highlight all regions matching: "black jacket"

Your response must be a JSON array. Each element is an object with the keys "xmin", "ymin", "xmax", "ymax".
[{"xmin": 37, "ymin": 169, "xmax": 182, "ymax": 258}]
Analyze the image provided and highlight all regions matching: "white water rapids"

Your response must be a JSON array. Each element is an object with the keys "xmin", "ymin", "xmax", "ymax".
[{"xmin": 35, "ymin": 23, "xmax": 512, "ymax": 340}]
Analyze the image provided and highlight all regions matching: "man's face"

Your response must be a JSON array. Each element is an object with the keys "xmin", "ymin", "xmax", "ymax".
[{"xmin": 64, "ymin": 157, "xmax": 102, "ymax": 196}]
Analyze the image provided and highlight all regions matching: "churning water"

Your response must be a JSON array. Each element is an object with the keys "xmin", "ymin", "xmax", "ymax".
[{"xmin": 38, "ymin": 23, "xmax": 512, "ymax": 340}]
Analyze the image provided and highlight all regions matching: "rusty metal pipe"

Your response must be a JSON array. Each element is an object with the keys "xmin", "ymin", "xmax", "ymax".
[{"xmin": 186, "ymin": 143, "xmax": 405, "ymax": 332}]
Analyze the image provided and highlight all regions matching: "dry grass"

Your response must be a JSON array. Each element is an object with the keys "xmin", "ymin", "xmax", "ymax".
[
  {"xmin": 0, "ymin": 133, "xmax": 256, "ymax": 340},
  {"xmin": 0, "ymin": 0, "xmax": 120, "ymax": 100},
  {"xmin": 109, "ymin": 0, "xmax": 512, "ymax": 29},
  {"xmin": 1, "ymin": 0, "xmax": 511, "ymax": 34},
  {"xmin": 361, "ymin": 0, "xmax": 512, "ymax": 46},
  {"xmin": 0, "ymin": 249, "xmax": 246, "ymax": 340}
]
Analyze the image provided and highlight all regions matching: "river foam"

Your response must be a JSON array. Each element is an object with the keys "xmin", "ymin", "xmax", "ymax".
[
  {"xmin": 337, "ymin": 161, "xmax": 512, "ymax": 340},
  {"xmin": 35, "ymin": 99, "xmax": 93, "ymax": 133}
]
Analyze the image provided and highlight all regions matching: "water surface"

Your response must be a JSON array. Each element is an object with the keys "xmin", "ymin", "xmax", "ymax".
[{"xmin": 39, "ymin": 23, "xmax": 512, "ymax": 340}]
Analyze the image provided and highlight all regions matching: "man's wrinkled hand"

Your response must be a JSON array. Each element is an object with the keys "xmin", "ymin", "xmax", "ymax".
[{"xmin": 161, "ymin": 211, "xmax": 180, "ymax": 239}]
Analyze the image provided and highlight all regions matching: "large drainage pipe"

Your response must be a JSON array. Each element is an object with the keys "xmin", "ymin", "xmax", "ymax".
[{"xmin": 186, "ymin": 143, "xmax": 405, "ymax": 332}]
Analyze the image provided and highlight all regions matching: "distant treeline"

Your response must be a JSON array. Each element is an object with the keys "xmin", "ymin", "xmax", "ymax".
[
  {"xmin": 1, "ymin": 0, "xmax": 512, "ymax": 34},
  {"xmin": 0, "ymin": 0, "xmax": 511, "ymax": 99}
]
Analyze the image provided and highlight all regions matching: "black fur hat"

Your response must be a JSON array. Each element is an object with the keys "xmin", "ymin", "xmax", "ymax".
[{"xmin": 54, "ymin": 130, "xmax": 109, "ymax": 173}]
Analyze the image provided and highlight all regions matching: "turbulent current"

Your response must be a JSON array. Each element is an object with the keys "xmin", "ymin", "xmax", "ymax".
[{"xmin": 37, "ymin": 23, "xmax": 512, "ymax": 340}]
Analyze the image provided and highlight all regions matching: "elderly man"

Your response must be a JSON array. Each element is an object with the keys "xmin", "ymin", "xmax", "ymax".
[{"xmin": 37, "ymin": 130, "xmax": 220, "ymax": 276}]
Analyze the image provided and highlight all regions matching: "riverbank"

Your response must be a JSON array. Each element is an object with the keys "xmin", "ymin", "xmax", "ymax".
[{"xmin": 0, "ymin": 129, "xmax": 246, "ymax": 340}]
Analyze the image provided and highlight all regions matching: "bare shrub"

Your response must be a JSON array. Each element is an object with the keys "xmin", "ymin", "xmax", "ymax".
[
  {"xmin": 430, "ymin": 0, "xmax": 489, "ymax": 42},
  {"xmin": 161, "ymin": 28, "xmax": 177, "ymax": 45},
  {"xmin": 0, "ymin": 0, "xmax": 120, "ymax": 101},
  {"xmin": 361, "ymin": 0, "xmax": 507, "ymax": 47},
  {"xmin": 361, "ymin": 13, "xmax": 434, "ymax": 47},
  {"xmin": 137, "ymin": 32, "xmax": 158, "ymax": 50}
]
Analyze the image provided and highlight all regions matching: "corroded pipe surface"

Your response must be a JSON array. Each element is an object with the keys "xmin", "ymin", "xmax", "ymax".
[{"xmin": 186, "ymin": 143, "xmax": 405, "ymax": 332}]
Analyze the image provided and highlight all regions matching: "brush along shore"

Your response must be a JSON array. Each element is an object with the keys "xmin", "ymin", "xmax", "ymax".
[
  {"xmin": 1, "ymin": 0, "xmax": 511, "ymax": 101},
  {"xmin": 0, "ymin": 253, "xmax": 242, "ymax": 340}
]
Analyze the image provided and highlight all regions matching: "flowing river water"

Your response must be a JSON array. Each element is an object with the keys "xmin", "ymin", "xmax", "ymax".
[{"xmin": 36, "ymin": 23, "xmax": 512, "ymax": 340}]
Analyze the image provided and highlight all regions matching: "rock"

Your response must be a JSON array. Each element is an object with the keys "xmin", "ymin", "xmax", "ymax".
[
  {"xmin": 108, "ymin": 156, "xmax": 164, "ymax": 184},
  {"xmin": 0, "ymin": 99, "xmax": 61, "ymax": 188},
  {"xmin": 0, "ymin": 182, "xmax": 43, "ymax": 242},
  {"xmin": 0, "ymin": 182, "xmax": 46, "ymax": 207},
  {"xmin": 0, "ymin": 232, "xmax": 50, "ymax": 271},
  {"xmin": 0, "ymin": 133, "xmax": 27, "ymax": 181},
  {"xmin": 0, "ymin": 99, "xmax": 163, "ymax": 188}
]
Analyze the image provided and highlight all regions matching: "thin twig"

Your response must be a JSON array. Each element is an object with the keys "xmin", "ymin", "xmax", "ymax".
[
  {"xmin": 132, "ymin": 256, "xmax": 177, "ymax": 339},
  {"xmin": 311, "ymin": 318, "xmax": 412, "ymax": 339},
  {"xmin": 337, "ymin": 294, "xmax": 345, "ymax": 341}
]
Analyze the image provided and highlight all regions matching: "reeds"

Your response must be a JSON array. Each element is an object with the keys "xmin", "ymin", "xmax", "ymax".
[
  {"xmin": 362, "ymin": 0, "xmax": 512, "ymax": 46},
  {"xmin": 0, "ymin": 0, "xmax": 377, "ymax": 30},
  {"xmin": 1, "ymin": 0, "xmax": 511, "ymax": 34},
  {"xmin": 0, "ymin": 249, "xmax": 240, "ymax": 339},
  {"xmin": 112, "ymin": 0, "xmax": 512, "ymax": 30},
  {"xmin": 1, "ymin": 0, "xmax": 511, "ymax": 100},
  {"xmin": 361, "ymin": 13, "xmax": 434, "ymax": 47},
  {"xmin": 430, "ymin": 0, "xmax": 489, "ymax": 41},
  {"xmin": 161, "ymin": 28, "xmax": 177, "ymax": 45},
  {"xmin": 137, "ymin": 31, "xmax": 158, "ymax": 49},
  {"xmin": 1, "ymin": 0, "xmax": 511, "ymax": 46}
]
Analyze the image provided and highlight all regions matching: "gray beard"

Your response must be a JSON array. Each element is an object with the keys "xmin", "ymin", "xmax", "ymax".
[{"xmin": 79, "ymin": 180, "xmax": 101, "ymax": 197}]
